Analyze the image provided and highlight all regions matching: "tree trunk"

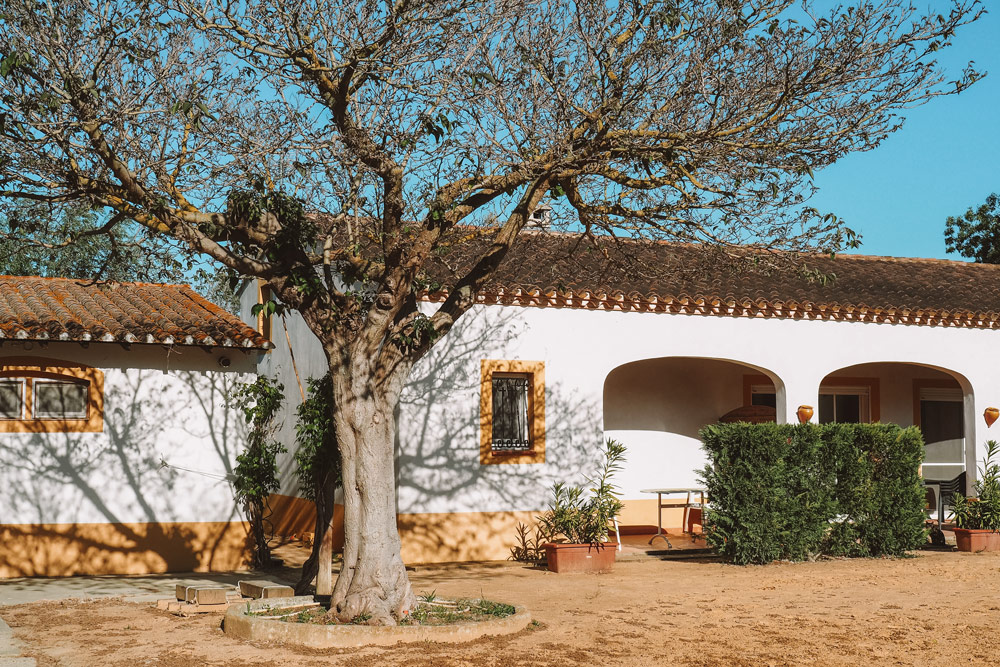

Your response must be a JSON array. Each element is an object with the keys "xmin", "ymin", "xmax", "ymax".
[
  {"xmin": 294, "ymin": 465, "xmax": 338, "ymax": 596},
  {"xmin": 328, "ymin": 361, "xmax": 414, "ymax": 624}
]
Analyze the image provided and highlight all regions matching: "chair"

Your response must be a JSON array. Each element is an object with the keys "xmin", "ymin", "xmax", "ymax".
[{"xmin": 925, "ymin": 471, "xmax": 967, "ymax": 528}]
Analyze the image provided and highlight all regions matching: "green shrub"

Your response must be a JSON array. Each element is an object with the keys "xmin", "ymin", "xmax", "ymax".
[
  {"xmin": 824, "ymin": 424, "xmax": 927, "ymax": 557},
  {"xmin": 538, "ymin": 439, "xmax": 626, "ymax": 544},
  {"xmin": 700, "ymin": 422, "xmax": 926, "ymax": 565},
  {"xmin": 232, "ymin": 376, "xmax": 286, "ymax": 569},
  {"xmin": 951, "ymin": 440, "xmax": 1000, "ymax": 531}
]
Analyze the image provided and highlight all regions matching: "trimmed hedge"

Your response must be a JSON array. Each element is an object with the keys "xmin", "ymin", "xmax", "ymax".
[{"xmin": 700, "ymin": 423, "xmax": 926, "ymax": 564}]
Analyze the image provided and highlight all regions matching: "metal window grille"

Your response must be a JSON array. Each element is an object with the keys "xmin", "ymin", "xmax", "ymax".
[{"xmin": 491, "ymin": 375, "xmax": 531, "ymax": 451}]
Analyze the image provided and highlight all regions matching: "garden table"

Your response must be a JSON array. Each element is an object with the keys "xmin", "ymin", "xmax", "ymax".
[{"xmin": 639, "ymin": 487, "xmax": 707, "ymax": 549}]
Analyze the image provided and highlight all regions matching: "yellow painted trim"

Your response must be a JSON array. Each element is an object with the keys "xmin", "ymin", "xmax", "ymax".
[
  {"xmin": 0, "ymin": 520, "xmax": 250, "ymax": 578},
  {"xmin": 395, "ymin": 499, "xmax": 689, "ymax": 564},
  {"xmin": 479, "ymin": 359, "xmax": 545, "ymax": 465},
  {"xmin": 0, "ymin": 357, "xmax": 104, "ymax": 433},
  {"xmin": 256, "ymin": 279, "xmax": 273, "ymax": 346}
]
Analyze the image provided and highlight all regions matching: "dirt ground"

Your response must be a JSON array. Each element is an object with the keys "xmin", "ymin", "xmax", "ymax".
[{"xmin": 3, "ymin": 550, "xmax": 1000, "ymax": 666}]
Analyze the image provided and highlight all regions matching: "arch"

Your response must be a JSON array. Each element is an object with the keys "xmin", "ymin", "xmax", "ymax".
[
  {"xmin": 818, "ymin": 361, "xmax": 974, "ymax": 493},
  {"xmin": 602, "ymin": 356, "xmax": 786, "ymax": 503}
]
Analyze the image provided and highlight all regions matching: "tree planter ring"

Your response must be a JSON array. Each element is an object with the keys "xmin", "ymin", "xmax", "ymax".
[
  {"xmin": 224, "ymin": 596, "xmax": 532, "ymax": 648},
  {"xmin": 953, "ymin": 528, "xmax": 1000, "ymax": 552},
  {"xmin": 543, "ymin": 542, "xmax": 617, "ymax": 573}
]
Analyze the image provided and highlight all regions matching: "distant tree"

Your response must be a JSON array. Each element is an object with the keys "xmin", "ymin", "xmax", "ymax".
[
  {"xmin": 0, "ymin": 0, "xmax": 984, "ymax": 623},
  {"xmin": 0, "ymin": 202, "xmax": 240, "ymax": 310},
  {"xmin": 945, "ymin": 193, "xmax": 1000, "ymax": 264},
  {"xmin": 0, "ymin": 202, "xmax": 183, "ymax": 281}
]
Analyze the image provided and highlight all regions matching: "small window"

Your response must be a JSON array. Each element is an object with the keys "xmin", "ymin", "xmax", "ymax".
[
  {"xmin": 0, "ymin": 379, "xmax": 24, "ymax": 419},
  {"xmin": 750, "ymin": 384, "xmax": 776, "ymax": 408},
  {"xmin": 819, "ymin": 387, "xmax": 870, "ymax": 424},
  {"xmin": 480, "ymin": 360, "xmax": 545, "ymax": 464},
  {"xmin": 33, "ymin": 380, "xmax": 89, "ymax": 419},
  {"xmin": 491, "ymin": 375, "xmax": 531, "ymax": 451},
  {"xmin": 0, "ymin": 358, "xmax": 104, "ymax": 433}
]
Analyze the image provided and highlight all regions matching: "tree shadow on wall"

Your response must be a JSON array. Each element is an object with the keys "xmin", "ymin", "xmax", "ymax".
[
  {"xmin": 0, "ymin": 369, "xmax": 249, "ymax": 579},
  {"xmin": 395, "ymin": 309, "xmax": 606, "ymax": 562}
]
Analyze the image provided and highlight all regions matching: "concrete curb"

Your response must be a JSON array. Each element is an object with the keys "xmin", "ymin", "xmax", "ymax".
[{"xmin": 224, "ymin": 596, "xmax": 531, "ymax": 648}]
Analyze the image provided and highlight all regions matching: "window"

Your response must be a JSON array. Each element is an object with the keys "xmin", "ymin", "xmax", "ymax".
[
  {"xmin": 491, "ymin": 375, "xmax": 531, "ymax": 451},
  {"xmin": 0, "ymin": 358, "xmax": 104, "ymax": 433},
  {"xmin": 750, "ymin": 384, "xmax": 776, "ymax": 408},
  {"xmin": 818, "ymin": 386, "xmax": 871, "ymax": 424},
  {"xmin": 915, "ymin": 382, "xmax": 965, "ymax": 480},
  {"xmin": 33, "ymin": 380, "xmax": 89, "ymax": 419},
  {"xmin": 480, "ymin": 360, "xmax": 545, "ymax": 464},
  {"xmin": 0, "ymin": 379, "xmax": 24, "ymax": 419}
]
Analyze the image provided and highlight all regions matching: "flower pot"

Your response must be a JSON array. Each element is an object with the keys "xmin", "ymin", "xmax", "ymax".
[
  {"xmin": 543, "ymin": 542, "xmax": 617, "ymax": 573},
  {"xmin": 953, "ymin": 528, "xmax": 1000, "ymax": 552}
]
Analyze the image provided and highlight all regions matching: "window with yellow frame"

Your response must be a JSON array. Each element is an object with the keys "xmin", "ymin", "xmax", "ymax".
[
  {"xmin": 0, "ymin": 358, "xmax": 104, "ymax": 433},
  {"xmin": 480, "ymin": 359, "xmax": 545, "ymax": 464}
]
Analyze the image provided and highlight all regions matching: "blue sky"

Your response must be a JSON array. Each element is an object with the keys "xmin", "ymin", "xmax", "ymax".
[{"xmin": 808, "ymin": 4, "xmax": 998, "ymax": 261}]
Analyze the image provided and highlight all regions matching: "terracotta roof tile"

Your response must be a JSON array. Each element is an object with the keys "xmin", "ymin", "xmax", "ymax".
[
  {"xmin": 0, "ymin": 276, "xmax": 270, "ymax": 348},
  {"xmin": 424, "ymin": 232, "xmax": 1000, "ymax": 329}
]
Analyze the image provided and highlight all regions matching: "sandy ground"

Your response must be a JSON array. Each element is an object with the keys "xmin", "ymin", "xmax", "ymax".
[{"xmin": 3, "ymin": 550, "xmax": 1000, "ymax": 666}]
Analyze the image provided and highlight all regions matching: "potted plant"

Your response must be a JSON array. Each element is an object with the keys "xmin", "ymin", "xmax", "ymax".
[
  {"xmin": 951, "ymin": 440, "xmax": 1000, "ymax": 552},
  {"xmin": 539, "ymin": 439, "xmax": 626, "ymax": 573}
]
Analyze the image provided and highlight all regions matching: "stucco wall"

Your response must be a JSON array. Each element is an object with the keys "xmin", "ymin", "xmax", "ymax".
[
  {"xmin": 248, "ymin": 292, "xmax": 1000, "ymax": 561},
  {"xmin": 0, "ymin": 341, "xmax": 259, "ymax": 575}
]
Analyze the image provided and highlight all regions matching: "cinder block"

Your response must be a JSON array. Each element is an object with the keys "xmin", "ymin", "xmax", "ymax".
[{"xmin": 238, "ymin": 580, "xmax": 294, "ymax": 599}]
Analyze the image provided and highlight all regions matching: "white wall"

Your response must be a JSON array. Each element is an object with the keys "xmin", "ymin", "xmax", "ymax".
[
  {"xmin": 0, "ymin": 341, "xmax": 258, "ymax": 526},
  {"xmin": 253, "ymin": 296, "xmax": 1000, "ymax": 515}
]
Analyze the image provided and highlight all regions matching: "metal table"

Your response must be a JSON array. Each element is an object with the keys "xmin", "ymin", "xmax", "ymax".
[{"xmin": 640, "ymin": 487, "xmax": 707, "ymax": 548}]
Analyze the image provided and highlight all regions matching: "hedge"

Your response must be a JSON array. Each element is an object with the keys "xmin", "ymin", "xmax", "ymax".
[{"xmin": 699, "ymin": 423, "xmax": 926, "ymax": 564}]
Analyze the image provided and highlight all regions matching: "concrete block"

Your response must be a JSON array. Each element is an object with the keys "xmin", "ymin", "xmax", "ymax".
[
  {"xmin": 176, "ymin": 602, "xmax": 230, "ymax": 617},
  {"xmin": 175, "ymin": 586, "xmax": 229, "ymax": 604},
  {"xmin": 190, "ymin": 588, "xmax": 229, "ymax": 605},
  {"xmin": 238, "ymin": 580, "xmax": 294, "ymax": 600}
]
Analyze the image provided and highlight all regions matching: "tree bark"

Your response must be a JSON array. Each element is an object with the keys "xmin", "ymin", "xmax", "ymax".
[{"xmin": 327, "ymin": 358, "xmax": 414, "ymax": 623}]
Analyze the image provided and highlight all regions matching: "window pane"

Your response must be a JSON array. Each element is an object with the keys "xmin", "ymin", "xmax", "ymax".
[
  {"xmin": 835, "ymin": 394, "xmax": 861, "ymax": 423},
  {"xmin": 33, "ymin": 381, "xmax": 88, "ymax": 419},
  {"xmin": 0, "ymin": 380, "xmax": 23, "ymax": 419},
  {"xmin": 921, "ymin": 400, "xmax": 964, "ymax": 444},
  {"xmin": 492, "ymin": 375, "xmax": 530, "ymax": 450},
  {"xmin": 818, "ymin": 394, "xmax": 835, "ymax": 424},
  {"xmin": 751, "ymin": 392, "xmax": 776, "ymax": 408}
]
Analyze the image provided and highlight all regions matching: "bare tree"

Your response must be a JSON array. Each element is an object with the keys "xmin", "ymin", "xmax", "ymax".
[{"xmin": 0, "ymin": 0, "xmax": 982, "ymax": 622}]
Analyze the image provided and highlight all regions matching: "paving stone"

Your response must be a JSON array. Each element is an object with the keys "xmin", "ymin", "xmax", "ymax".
[
  {"xmin": 238, "ymin": 580, "xmax": 294, "ymax": 600},
  {"xmin": 0, "ymin": 657, "xmax": 36, "ymax": 666}
]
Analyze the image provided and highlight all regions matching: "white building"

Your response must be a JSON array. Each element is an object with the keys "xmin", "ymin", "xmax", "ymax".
[
  {"xmin": 247, "ymin": 234, "xmax": 1000, "ymax": 564},
  {"xmin": 0, "ymin": 276, "xmax": 268, "ymax": 577}
]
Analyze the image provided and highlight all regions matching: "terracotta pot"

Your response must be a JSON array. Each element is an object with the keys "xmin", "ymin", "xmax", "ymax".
[
  {"xmin": 985, "ymin": 407, "xmax": 1000, "ymax": 428},
  {"xmin": 543, "ymin": 542, "xmax": 617, "ymax": 574},
  {"xmin": 953, "ymin": 528, "xmax": 1000, "ymax": 552},
  {"xmin": 796, "ymin": 405, "xmax": 813, "ymax": 423}
]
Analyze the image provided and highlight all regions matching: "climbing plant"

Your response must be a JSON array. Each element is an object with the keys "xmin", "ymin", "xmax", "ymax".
[
  {"xmin": 293, "ymin": 373, "xmax": 342, "ymax": 594},
  {"xmin": 232, "ymin": 376, "xmax": 286, "ymax": 569}
]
